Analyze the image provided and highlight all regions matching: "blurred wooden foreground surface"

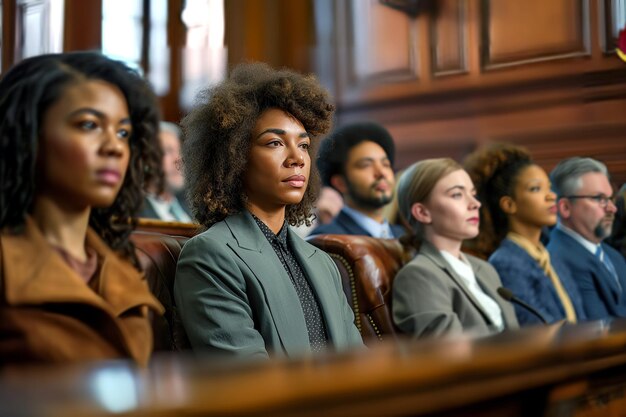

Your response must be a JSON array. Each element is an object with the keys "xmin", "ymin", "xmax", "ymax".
[{"xmin": 3, "ymin": 320, "xmax": 626, "ymax": 417}]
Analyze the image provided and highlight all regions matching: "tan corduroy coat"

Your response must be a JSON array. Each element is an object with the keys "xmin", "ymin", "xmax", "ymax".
[{"xmin": 0, "ymin": 217, "xmax": 164, "ymax": 366}]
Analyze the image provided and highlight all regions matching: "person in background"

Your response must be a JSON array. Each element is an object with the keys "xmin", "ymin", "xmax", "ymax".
[
  {"xmin": 310, "ymin": 122, "xmax": 404, "ymax": 238},
  {"xmin": 607, "ymin": 184, "xmax": 626, "ymax": 259},
  {"xmin": 293, "ymin": 186, "xmax": 343, "ymax": 238},
  {"xmin": 464, "ymin": 144, "xmax": 585, "ymax": 326},
  {"xmin": 548, "ymin": 158, "xmax": 626, "ymax": 319},
  {"xmin": 174, "ymin": 62, "xmax": 363, "ymax": 359},
  {"xmin": 0, "ymin": 52, "xmax": 164, "ymax": 365},
  {"xmin": 139, "ymin": 121, "xmax": 192, "ymax": 222},
  {"xmin": 314, "ymin": 186, "xmax": 344, "ymax": 226},
  {"xmin": 392, "ymin": 158, "xmax": 518, "ymax": 338}
]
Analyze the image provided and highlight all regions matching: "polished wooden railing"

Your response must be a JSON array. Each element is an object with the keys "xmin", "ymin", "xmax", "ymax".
[{"xmin": 3, "ymin": 320, "xmax": 626, "ymax": 416}]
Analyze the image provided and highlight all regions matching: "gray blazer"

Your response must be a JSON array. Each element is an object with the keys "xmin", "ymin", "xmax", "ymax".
[
  {"xmin": 392, "ymin": 241, "xmax": 518, "ymax": 338},
  {"xmin": 174, "ymin": 211, "xmax": 363, "ymax": 359}
]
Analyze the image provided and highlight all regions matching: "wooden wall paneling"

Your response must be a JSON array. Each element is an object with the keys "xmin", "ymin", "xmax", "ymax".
[
  {"xmin": 430, "ymin": 0, "xmax": 468, "ymax": 76},
  {"xmin": 326, "ymin": 0, "xmax": 626, "ymax": 188},
  {"xmin": 1, "ymin": 0, "xmax": 16, "ymax": 73},
  {"xmin": 63, "ymin": 0, "xmax": 101, "ymax": 51},
  {"xmin": 329, "ymin": 0, "xmax": 624, "ymax": 111},
  {"xmin": 225, "ymin": 0, "xmax": 315, "ymax": 73},
  {"xmin": 498, "ymin": 122, "xmax": 626, "ymax": 187},
  {"xmin": 481, "ymin": 0, "xmax": 590, "ymax": 69},
  {"xmin": 276, "ymin": 0, "xmax": 315, "ymax": 73},
  {"xmin": 336, "ymin": 69, "xmax": 626, "ymax": 182},
  {"xmin": 347, "ymin": 0, "xmax": 417, "ymax": 82},
  {"xmin": 1, "ymin": 0, "xmax": 3, "ymax": 71},
  {"xmin": 334, "ymin": 0, "xmax": 420, "ymax": 104},
  {"xmin": 159, "ymin": 0, "xmax": 185, "ymax": 122}
]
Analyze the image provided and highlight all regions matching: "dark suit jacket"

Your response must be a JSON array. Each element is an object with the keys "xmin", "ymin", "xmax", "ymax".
[
  {"xmin": 547, "ymin": 227, "xmax": 626, "ymax": 319},
  {"xmin": 489, "ymin": 238, "xmax": 586, "ymax": 326},
  {"xmin": 310, "ymin": 208, "xmax": 405, "ymax": 238},
  {"xmin": 393, "ymin": 241, "xmax": 518, "ymax": 338},
  {"xmin": 174, "ymin": 211, "xmax": 363, "ymax": 359}
]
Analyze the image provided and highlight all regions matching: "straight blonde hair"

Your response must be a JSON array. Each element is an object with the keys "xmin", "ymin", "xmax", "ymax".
[{"xmin": 397, "ymin": 158, "xmax": 462, "ymax": 237}]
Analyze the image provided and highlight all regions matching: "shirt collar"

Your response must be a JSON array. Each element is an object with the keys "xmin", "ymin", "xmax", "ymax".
[
  {"xmin": 440, "ymin": 250, "xmax": 475, "ymax": 281},
  {"xmin": 556, "ymin": 223, "xmax": 600, "ymax": 255},
  {"xmin": 251, "ymin": 214, "xmax": 289, "ymax": 249},
  {"xmin": 1, "ymin": 217, "xmax": 164, "ymax": 315},
  {"xmin": 341, "ymin": 206, "xmax": 392, "ymax": 238}
]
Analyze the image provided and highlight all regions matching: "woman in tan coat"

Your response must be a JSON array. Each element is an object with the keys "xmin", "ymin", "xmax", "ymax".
[{"xmin": 0, "ymin": 52, "xmax": 164, "ymax": 365}]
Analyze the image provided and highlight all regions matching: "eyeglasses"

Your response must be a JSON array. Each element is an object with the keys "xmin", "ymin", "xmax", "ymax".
[{"xmin": 562, "ymin": 195, "xmax": 616, "ymax": 208}]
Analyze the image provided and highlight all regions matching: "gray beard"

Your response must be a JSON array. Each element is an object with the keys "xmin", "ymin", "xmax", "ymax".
[{"xmin": 594, "ymin": 222, "xmax": 612, "ymax": 240}]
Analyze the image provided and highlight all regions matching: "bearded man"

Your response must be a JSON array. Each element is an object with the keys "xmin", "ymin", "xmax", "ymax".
[
  {"xmin": 548, "ymin": 157, "xmax": 626, "ymax": 319},
  {"xmin": 310, "ymin": 122, "xmax": 404, "ymax": 239}
]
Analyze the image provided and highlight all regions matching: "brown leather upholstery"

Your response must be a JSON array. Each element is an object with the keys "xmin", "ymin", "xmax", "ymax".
[
  {"xmin": 131, "ymin": 231, "xmax": 191, "ymax": 351},
  {"xmin": 308, "ymin": 234, "xmax": 414, "ymax": 345},
  {"xmin": 136, "ymin": 218, "xmax": 200, "ymax": 238}
]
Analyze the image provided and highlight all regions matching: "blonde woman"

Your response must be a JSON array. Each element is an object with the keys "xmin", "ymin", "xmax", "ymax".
[{"xmin": 392, "ymin": 158, "xmax": 518, "ymax": 338}]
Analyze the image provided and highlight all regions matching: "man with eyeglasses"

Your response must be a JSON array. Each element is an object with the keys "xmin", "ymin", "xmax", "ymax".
[{"xmin": 547, "ymin": 157, "xmax": 626, "ymax": 320}]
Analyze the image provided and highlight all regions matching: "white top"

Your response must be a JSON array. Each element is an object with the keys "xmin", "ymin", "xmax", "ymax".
[
  {"xmin": 440, "ymin": 250, "xmax": 504, "ymax": 331},
  {"xmin": 341, "ymin": 206, "xmax": 394, "ymax": 238}
]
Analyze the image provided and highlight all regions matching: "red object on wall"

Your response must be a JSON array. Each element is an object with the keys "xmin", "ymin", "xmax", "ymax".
[{"xmin": 618, "ymin": 28, "xmax": 626, "ymax": 62}]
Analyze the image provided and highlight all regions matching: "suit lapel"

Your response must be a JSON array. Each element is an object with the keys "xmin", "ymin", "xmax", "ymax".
[
  {"xmin": 598, "ymin": 243, "xmax": 625, "ymax": 300},
  {"xmin": 225, "ymin": 212, "xmax": 310, "ymax": 355},
  {"xmin": 2, "ymin": 218, "xmax": 162, "ymax": 315},
  {"xmin": 289, "ymin": 230, "xmax": 346, "ymax": 345},
  {"xmin": 557, "ymin": 230, "xmax": 622, "ymax": 300},
  {"xmin": 336, "ymin": 210, "xmax": 372, "ymax": 236},
  {"xmin": 421, "ymin": 242, "xmax": 494, "ymax": 324},
  {"xmin": 468, "ymin": 258, "xmax": 516, "ymax": 328},
  {"xmin": 1, "ymin": 217, "xmax": 164, "ymax": 361}
]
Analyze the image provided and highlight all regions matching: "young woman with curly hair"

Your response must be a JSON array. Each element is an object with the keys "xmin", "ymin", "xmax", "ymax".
[
  {"xmin": 392, "ymin": 158, "xmax": 518, "ymax": 338},
  {"xmin": 464, "ymin": 144, "xmax": 585, "ymax": 326},
  {"xmin": 174, "ymin": 62, "xmax": 363, "ymax": 358},
  {"xmin": 0, "ymin": 52, "xmax": 164, "ymax": 365}
]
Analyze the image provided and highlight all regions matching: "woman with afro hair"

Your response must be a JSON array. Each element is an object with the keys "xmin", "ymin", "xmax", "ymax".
[
  {"xmin": 174, "ymin": 62, "xmax": 363, "ymax": 358},
  {"xmin": 0, "ymin": 52, "xmax": 164, "ymax": 365},
  {"xmin": 464, "ymin": 143, "xmax": 585, "ymax": 326}
]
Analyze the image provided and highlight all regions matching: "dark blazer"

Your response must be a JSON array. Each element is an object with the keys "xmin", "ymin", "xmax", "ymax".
[
  {"xmin": 392, "ymin": 241, "xmax": 518, "ymax": 338},
  {"xmin": 547, "ymin": 227, "xmax": 626, "ymax": 319},
  {"xmin": 310, "ymin": 208, "xmax": 405, "ymax": 238},
  {"xmin": 174, "ymin": 211, "xmax": 363, "ymax": 359},
  {"xmin": 489, "ymin": 238, "xmax": 586, "ymax": 326}
]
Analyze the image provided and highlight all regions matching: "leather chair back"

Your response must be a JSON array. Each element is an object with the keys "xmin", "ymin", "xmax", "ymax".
[
  {"xmin": 308, "ymin": 234, "xmax": 414, "ymax": 345},
  {"xmin": 131, "ymin": 231, "xmax": 191, "ymax": 351}
]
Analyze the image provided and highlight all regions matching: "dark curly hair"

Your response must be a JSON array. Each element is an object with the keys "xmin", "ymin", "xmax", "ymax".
[
  {"xmin": 0, "ymin": 52, "xmax": 163, "ymax": 269},
  {"xmin": 182, "ymin": 62, "xmax": 335, "ymax": 228},
  {"xmin": 317, "ymin": 121, "xmax": 395, "ymax": 187},
  {"xmin": 463, "ymin": 143, "xmax": 533, "ymax": 258}
]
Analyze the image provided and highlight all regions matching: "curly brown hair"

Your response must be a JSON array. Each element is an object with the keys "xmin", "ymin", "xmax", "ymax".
[
  {"xmin": 182, "ymin": 62, "xmax": 335, "ymax": 228},
  {"xmin": 463, "ymin": 143, "xmax": 533, "ymax": 258},
  {"xmin": 0, "ymin": 52, "xmax": 163, "ymax": 269}
]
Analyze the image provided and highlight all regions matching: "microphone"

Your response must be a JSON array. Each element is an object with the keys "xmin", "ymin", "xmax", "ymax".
[{"xmin": 497, "ymin": 287, "xmax": 548, "ymax": 324}]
